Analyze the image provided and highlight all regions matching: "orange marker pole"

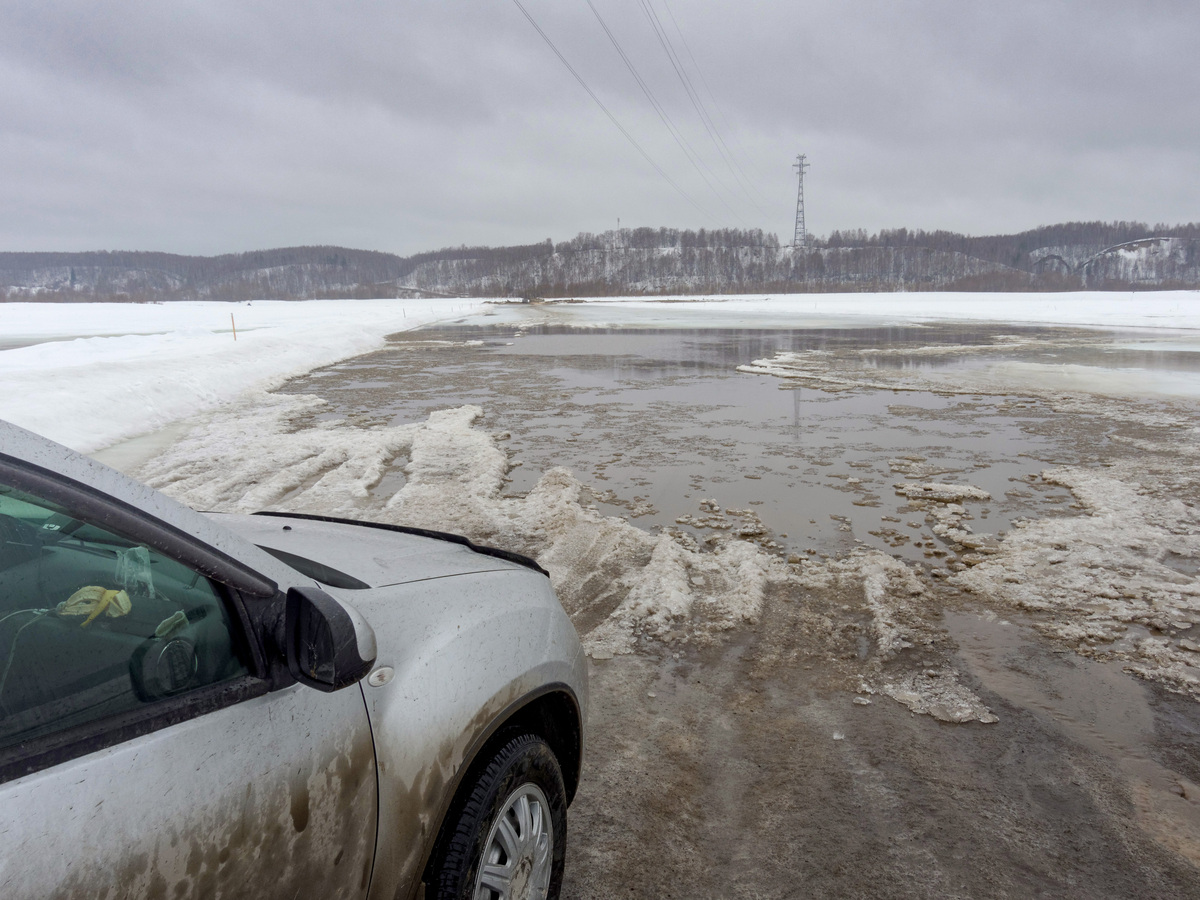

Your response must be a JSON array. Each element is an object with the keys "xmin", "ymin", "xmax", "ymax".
[{"xmin": 231, "ymin": 313, "xmax": 237, "ymax": 340}]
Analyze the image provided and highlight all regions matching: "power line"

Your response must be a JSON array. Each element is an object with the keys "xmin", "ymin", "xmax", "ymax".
[
  {"xmin": 649, "ymin": 0, "xmax": 770, "ymax": 215},
  {"xmin": 658, "ymin": 0, "xmax": 772, "ymax": 191},
  {"xmin": 509, "ymin": 0, "xmax": 714, "ymax": 221},
  {"xmin": 635, "ymin": 0, "xmax": 771, "ymax": 219},
  {"xmin": 584, "ymin": 0, "xmax": 749, "ymax": 226}
]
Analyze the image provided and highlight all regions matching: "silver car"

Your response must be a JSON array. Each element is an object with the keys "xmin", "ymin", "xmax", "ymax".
[{"xmin": 0, "ymin": 420, "xmax": 587, "ymax": 900}]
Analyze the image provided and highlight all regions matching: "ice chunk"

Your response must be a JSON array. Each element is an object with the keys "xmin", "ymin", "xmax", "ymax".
[
  {"xmin": 894, "ymin": 483, "xmax": 992, "ymax": 503},
  {"xmin": 883, "ymin": 670, "xmax": 999, "ymax": 724}
]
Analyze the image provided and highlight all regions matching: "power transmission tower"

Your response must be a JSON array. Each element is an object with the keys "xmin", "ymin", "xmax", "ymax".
[{"xmin": 792, "ymin": 153, "xmax": 810, "ymax": 249}]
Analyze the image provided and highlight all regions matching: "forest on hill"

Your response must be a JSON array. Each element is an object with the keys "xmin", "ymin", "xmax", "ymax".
[{"xmin": 2, "ymin": 221, "xmax": 1197, "ymax": 301}]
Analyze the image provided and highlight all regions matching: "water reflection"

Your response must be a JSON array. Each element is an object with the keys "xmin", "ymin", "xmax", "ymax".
[
  {"xmin": 395, "ymin": 321, "xmax": 1200, "ymax": 379},
  {"xmin": 285, "ymin": 322, "xmax": 1118, "ymax": 563}
]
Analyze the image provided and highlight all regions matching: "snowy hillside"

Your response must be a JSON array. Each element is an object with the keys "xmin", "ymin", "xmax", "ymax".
[
  {"xmin": 397, "ymin": 242, "xmax": 1032, "ymax": 295},
  {"xmin": 2, "ymin": 223, "xmax": 1198, "ymax": 301},
  {"xmin": 1029, "ymin": 237, "xmax": 1199, "ymax": 286}
]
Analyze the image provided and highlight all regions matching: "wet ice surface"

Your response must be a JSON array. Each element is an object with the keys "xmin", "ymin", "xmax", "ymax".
[
  {"xmin": 258, "ymin": 310, "xmax": 1200, "ymax": 693},
  {"xmin": 281, "ymin": 321, "xmax": 1088, "ymax": 567}
]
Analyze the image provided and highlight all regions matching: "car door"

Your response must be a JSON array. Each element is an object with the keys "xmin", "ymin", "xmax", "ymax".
[{"xmin": 0, "ymin": 477, "xmax": 377, "ymax": 900}]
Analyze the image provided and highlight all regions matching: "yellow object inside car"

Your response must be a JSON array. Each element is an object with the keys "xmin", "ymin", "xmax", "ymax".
[{"xmin": 58, "ymin": 586, "xmax": 132, "ymax": 627}]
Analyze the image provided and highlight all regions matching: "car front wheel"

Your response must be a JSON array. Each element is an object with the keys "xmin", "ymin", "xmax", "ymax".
[{"xmin": 431, "ymin": 732, "xmax": 567, "ymax": 900}]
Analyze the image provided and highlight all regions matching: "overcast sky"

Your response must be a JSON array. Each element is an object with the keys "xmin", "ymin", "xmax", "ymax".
[{"xmin": 1, "ymin": 0, "xmax": 1197, "ymax": 256}]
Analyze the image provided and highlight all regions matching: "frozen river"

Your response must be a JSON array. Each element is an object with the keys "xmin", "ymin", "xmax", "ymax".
[
  {"xmin": 283, "ymin": 318, "xmax": 1092, "ymax": 563},
  {"xmin": 279, "ymin": 306, "xmax": 1199, "ymax": 569}
]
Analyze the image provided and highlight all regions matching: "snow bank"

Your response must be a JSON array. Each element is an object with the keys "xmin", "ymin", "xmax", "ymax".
[
  {"xmin": 136, "ymin": 397, "xmax": 785, "ymax": 655},
  {"xmin": 0, "ymin": 299, "xmax": 483, "ymax": 453},
  {"xmin": 956, "ymin": 465, "xmax": 1200, "ymax": 697},
  {"xmin": 134, "ymin": 392, "xmax": 1003, "ymax": 720}
]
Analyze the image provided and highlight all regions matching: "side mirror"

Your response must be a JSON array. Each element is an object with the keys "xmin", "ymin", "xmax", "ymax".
[{"xmin": 285, "ymin": 586, "xmax": 377, "ymax": 692}]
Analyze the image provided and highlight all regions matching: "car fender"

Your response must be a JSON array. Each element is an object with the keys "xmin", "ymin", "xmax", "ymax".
[{"xmin": 341, "ymin": 567, "xmax": 586, "ymax": 900}]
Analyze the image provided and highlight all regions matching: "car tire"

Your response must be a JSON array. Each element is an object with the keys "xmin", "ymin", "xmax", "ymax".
[{"xmin": 430, "ymin": 732, "xmax": 567, "ymax": 900}]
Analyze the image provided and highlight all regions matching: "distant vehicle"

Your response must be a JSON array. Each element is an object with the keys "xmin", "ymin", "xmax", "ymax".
[{"xmin": 0, "ymin": 420, "xmax": 585, "ymax": 900}]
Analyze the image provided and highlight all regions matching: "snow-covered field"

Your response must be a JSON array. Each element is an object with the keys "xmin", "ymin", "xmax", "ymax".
[
  {"xmin": 557, "ymin": 291, "xmax": 1200, "ymax": 330},
  {"xmin": 2, "ymin": 293, "xmax": 1198, "ymax": 455},
  {"xmin": 0, "ymin": 298, "xmax": 484, "ymax": 452}
]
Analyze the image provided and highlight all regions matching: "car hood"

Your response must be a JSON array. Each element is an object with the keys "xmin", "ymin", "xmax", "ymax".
[{"xmin": 204, "ymin": 511, "xmax": 539, "ymax": 589}]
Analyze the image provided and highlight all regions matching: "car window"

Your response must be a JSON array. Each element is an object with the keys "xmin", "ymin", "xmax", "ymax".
[{"xmin": 0, "ymin": 483, "xmax": 251, "ymax": 753}]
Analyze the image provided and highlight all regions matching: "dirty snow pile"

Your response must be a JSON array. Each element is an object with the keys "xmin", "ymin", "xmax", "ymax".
[
  {"xmin": 957, "ymin": 464, "xmax": 1200, "ymax": 696},
  {"xmin": 136, "ymin": 394, "xmax": 998, "ymax": 721},
  {"xmin": 859, "ymin": 552, "xmax": 999, "ymax": 723},
  {"xmin": 0, "ymin": 299, "xmax": 483, "ymax": 453},
  {"xmin": 137, "ymin": 395, "xmax": 786, "ymax": 657}
]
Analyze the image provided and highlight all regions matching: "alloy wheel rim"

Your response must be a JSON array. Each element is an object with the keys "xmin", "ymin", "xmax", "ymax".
[{"xmin": 473, "ymin": 783, "xmax": 553, "ymax": 900}]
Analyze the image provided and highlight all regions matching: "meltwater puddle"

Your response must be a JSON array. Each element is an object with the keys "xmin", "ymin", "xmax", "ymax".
[
  {"xmin": 946, "ymin": 611, "xmax": 1200, "ymax": 864},
  {"xmin": 281, "ymin": 322, "xmax": 1087, "ymax": 567}
]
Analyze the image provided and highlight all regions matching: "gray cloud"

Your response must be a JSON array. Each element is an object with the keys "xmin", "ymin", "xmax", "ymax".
[{"xmin": 1, "ymin": 0, "xmax": 1196, "ymax": 254}]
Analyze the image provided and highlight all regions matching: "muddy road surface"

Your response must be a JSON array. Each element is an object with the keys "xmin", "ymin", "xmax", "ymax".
[{"xmin": 567, "ymin": 619, "xmax": 1200, "ymax": 898}]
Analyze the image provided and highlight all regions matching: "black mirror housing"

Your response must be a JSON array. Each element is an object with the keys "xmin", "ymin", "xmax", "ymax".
[
  {"xmin": 130, "ymin": 636, "xmax": 198, "ymax": 701},
  {"xmin": 285, "ymin": 586, "xmax": 376, "ymax": 692}
]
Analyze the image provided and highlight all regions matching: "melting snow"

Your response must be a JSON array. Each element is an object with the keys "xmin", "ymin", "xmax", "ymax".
[
  {"xmin": 742, "ymin": 333, "xmax": 1200, "ymax": 701},
  {"xmin": 139, "ymin": 397, "xmax": 785, "ymax": 656},
  {"xmin": 135, "ymin": 392, "xmax": 1006, "ymax": 720},
  {"xmin": 956, "ymin": 465, "xmax": 1200, "ymax": 696},
  {"xmin": 8, "ymin": 295, "xmax": 1198, "ymax": 720},
  {"xmin": 0, "ymin": 299, "xmax": 485, "ymax": 452}
]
